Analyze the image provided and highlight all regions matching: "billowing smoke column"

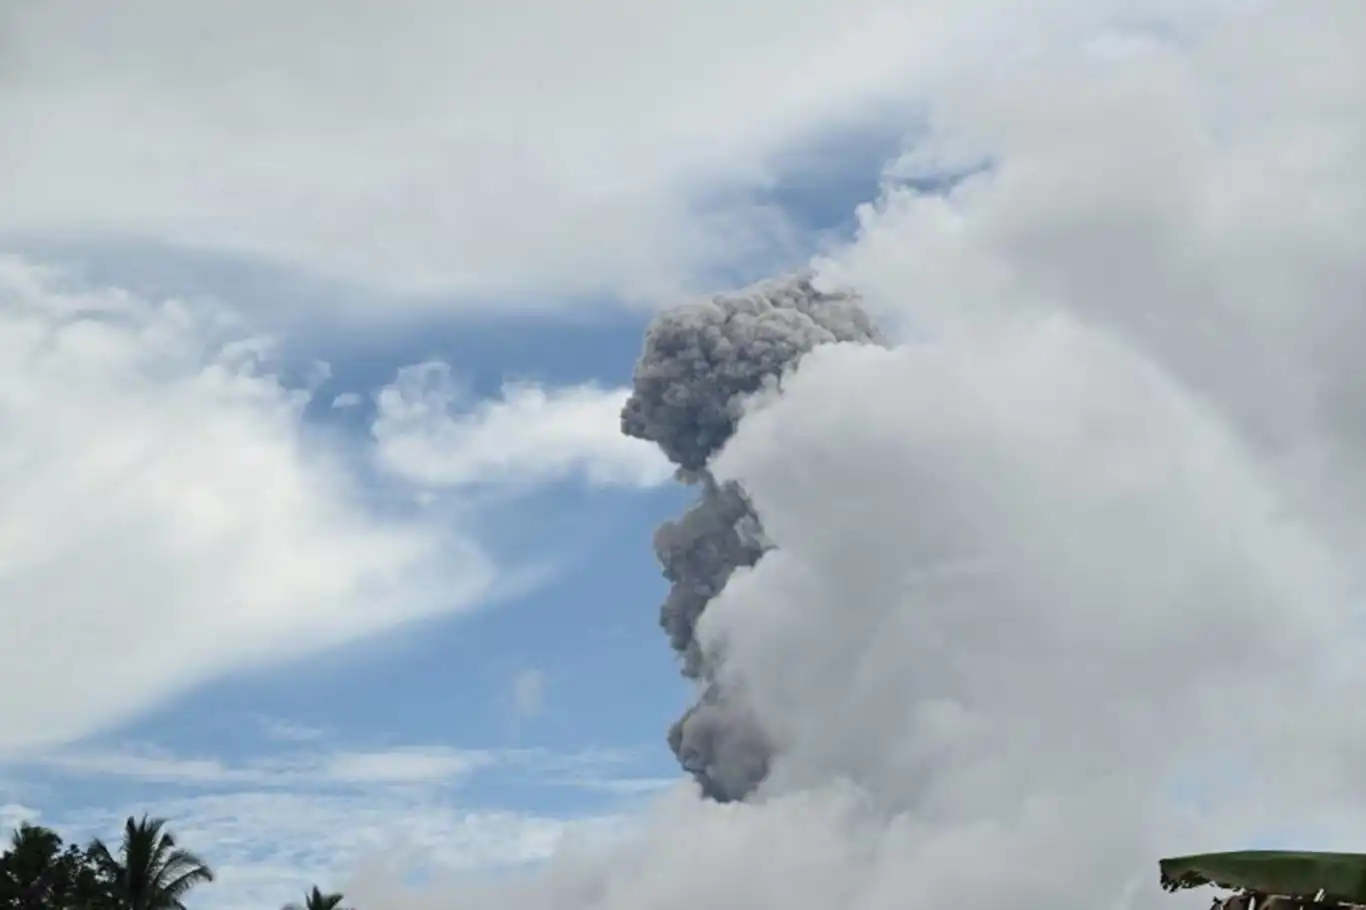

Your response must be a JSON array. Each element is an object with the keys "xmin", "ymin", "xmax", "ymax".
[{"xmin": 621, "ymin": 270, "xmax": 883, "ymax": 801}]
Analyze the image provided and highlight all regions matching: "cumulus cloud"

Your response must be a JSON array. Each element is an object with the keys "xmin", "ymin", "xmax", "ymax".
[
  {"xmin": 372, "ymin": 362, "xmax": 670, "ymax": 490},
  {"xmin": 0, "ymin": 256, "xmax": 497, "ymax": 755},
  {"xmin": 356, "ymin": 3, "xmax": 1366, "ymax": 910},
  {"xmin": 0, "ymin": 0, "xmax": 1135, "ymax": 308}
]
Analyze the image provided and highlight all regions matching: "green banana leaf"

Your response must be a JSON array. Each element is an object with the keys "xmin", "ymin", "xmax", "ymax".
[{"xmin": 1160, "ymin": 851, "xmax": 1366, "ymax": 902}]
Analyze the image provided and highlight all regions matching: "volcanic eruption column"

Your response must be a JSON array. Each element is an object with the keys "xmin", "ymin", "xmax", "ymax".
[{"xmin": 620, "ymin": 271, "xmax": 883, "ymax": 802}]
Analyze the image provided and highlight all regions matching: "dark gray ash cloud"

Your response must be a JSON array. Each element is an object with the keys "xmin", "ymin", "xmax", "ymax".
[{"xmin": 621, "ymin": 270, "xmax": 883, "ymax": 801}]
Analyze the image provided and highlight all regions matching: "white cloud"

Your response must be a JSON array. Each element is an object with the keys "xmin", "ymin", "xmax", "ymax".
[
  {"xmin": 0, "ymin": 0, "xmax": 1130, "ymax": 308},
  {"xmin": 331, "ymin": 392, "xmax": 363, "ymax": 409},
  {"xmin": 322, "ymin": 749, "xmax": 493, "ymax": 786},
  {"xmin": 0, "ymin": 257, "xmax": 498, "ymax": 756},
  {"xmin": 817, "ymin": 0, "xmax": 1366, "ymax": 536},
  {"xmin": 372, "ymin": 362, "xmax": 671, "ymax": 490},
  {"xmin": 22, "ymin": 744, "xmax": 491, "ymax": 788},
  {"xmin": 8, "ymin": 741, "xmax": 662, "ymax": 794},
  {"xmin": 548, "ymin": 778, "xmax": 680, "ymax": 797},
  {"xmin": 354, "ymin": 3, "xmax": 1366, "ymax": 910}
]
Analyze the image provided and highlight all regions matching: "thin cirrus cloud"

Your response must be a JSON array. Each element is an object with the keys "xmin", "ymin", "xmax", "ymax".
[
  {"xmin": 21, "ymin": 744, "xmax": 491, "ymax": 789},
  {"xmin": 371, "ymin": 362, "xmax": 672, "ymax": 491},
  {"xmin": 6, "ymin": 739, "xmax": 668, "ymax": 794}
]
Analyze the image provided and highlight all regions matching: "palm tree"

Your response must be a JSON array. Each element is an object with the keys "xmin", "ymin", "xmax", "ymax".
[
  {"xmin": 6, "ymin": 821, "xmax": 62, "ymax": 858},
  {"xmin": 284, "ymin": 885, "xmax": 347, "ymax": 910},
  {"xmin": 1, "ymin": 823, "xmax": 66, "ymax": 910},
  {"xmin": 86, "ymin": 815, "xmax": 214, "ymax": 910}
]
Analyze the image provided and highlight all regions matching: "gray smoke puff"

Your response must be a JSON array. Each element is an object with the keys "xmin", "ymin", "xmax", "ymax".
[
  {"xmin": 669, "ymin": 691, "xmax": 772, "ymax": 803},
  {"xmin": 622, "ymin": 270, "xmax": 883, "ymax": 802},
  {"xmin": 654, "ymin": 477, "xmax": 768, "ymax": 679},
  {"xmin": 622, "ymin": 270, "xmax": 881, "ymax": 473}
]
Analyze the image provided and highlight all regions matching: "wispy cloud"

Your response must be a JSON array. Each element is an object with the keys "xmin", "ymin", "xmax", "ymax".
[
  {"xmin": 6, "ymin": 740, "xmax": 668, "ymax": 794},
  {"xmin": 545, "ymin": 777, "xmax": 681, "ymax": 796},
  {"xmin": 371, "ymin": 362, "xmax": 672, "ymax": 491},
  {"xmin": 16, "ymin": 744, "xmax": 489, "ymax": 789},
  {"xmin": 494, "ymin": 747, "xmax": 681, "ymax": 795},
  {"xmin": 320, "ymin": 748, "xmax": 494, "ymax": 786}
]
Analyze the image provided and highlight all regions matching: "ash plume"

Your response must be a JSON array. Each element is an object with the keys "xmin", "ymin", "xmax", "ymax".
[{"xmin": 622, "ymin": 270, "xmax": 883, "ymax": 801}]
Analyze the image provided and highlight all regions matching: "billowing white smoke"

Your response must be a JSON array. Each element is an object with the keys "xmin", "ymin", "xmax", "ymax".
[{"xmin": 356, "ymin": 3, "xmax": 1366, "ymax": 910}]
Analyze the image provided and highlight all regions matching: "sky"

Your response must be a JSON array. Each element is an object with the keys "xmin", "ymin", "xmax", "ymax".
[{"xmin": 0, "ymin": 2, "xmax": 1364, "ymax": 910}]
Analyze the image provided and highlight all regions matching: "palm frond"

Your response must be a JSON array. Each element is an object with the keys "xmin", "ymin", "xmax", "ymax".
[{"xmin": 161, "ymin": 862, "xmax": 215, "ymax": 901}]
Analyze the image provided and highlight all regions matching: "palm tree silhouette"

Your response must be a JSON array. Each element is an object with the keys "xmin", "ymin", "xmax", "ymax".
[
  {"xmin": 86, "ymin": 815, "xmax": 214, "ymax": 910},
  {"xmin": 284, "ymin": 885, "xmax": 347, "ymax": 910},
  {"xmin": 2, "ymin": 823, "xmax": 66, "ymax": 910}
]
